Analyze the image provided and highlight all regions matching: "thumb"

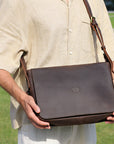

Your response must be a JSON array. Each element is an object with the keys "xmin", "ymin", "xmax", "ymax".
[{"xmin": 29, "ymin": 97, "xmax": 41, "ymax": 113}]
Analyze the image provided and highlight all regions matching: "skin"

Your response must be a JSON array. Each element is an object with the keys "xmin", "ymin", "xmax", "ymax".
[
  {"xmin": 0, "ymin": 70, "xmax": 50, "ymax": 129},
  {"xmin": 0, "ymin": 62, "xmax": 114, "ymax": 129}
]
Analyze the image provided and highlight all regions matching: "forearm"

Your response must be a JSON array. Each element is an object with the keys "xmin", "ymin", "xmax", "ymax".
[
  {"xmin": 0, "ymin": 69, "xmax": 26, "ymax": 103},
  {"xmin": 0, "ymin": 69, "xmax": 50, "ymax": 129}
]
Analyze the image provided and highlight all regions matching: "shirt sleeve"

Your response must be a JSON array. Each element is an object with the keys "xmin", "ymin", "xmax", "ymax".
[
  {"xmin": 0, "ymin": 0, "xmax": 28, "ymax": 74},
  {"xmin": 95, "ymin": 0, "xmax": 114, "ymax": 61}
]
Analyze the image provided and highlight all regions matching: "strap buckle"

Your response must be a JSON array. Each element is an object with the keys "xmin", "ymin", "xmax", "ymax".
[
  {"xmin": 90, "ymin": 16, "xmax": 97, "ymax": 31},
  {"xmin": 90, "ymin": 16, "xmax": 95, "ymax": 24}
]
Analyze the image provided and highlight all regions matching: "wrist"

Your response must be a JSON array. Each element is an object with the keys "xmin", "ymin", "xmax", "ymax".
[{"xmin": 14, "ymin": 89, "xmax": 28, "ymax": 105}]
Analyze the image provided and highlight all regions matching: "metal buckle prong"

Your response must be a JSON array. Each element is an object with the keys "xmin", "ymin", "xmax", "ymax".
[{"xmin": 90, "ymin": 16, "xmax": 95, "ymax": 23}]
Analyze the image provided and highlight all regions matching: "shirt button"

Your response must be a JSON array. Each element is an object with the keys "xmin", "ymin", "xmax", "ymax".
[
  {"xmin": 69, "ymin": 28, "xmax": 72, "ymax": 33},
  {"xmin": 69, "ymin": 51, "xmax": 73, "ymax": 55}
]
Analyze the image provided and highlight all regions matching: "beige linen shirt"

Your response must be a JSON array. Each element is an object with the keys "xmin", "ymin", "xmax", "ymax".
[{"xmin": 0, "ymin": 0, "xmax": 114, "ymax": 141}]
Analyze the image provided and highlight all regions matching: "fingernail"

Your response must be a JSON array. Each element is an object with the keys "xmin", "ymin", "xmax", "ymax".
[
  {"xmin": 46, "ymin": 126, "xmax": 51, "ymax": 129},
  {"xmin": 36, "ymin": 107, "xmax": 40, "ymax": 113},
  {"xmin": 36, "ymin": 110, "xmax": 39, "ymax": 113}
]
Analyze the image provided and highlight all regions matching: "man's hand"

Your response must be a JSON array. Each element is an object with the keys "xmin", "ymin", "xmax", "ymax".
[
  {"xmin": 19, "ymin": 94, "xmax": 50, "ymax": 129},
  {"xmin": 106, "ymin": 61, "xmax": 114, "ymax": 124},
  {"xmin": 0, "ymin": 70, "xmax": 50, "ymax": 129}
]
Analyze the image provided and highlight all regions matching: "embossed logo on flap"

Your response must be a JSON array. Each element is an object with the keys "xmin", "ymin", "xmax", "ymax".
[{"xmin": 72, "ymin": 88, "xmax": 80, "ymax": 94}]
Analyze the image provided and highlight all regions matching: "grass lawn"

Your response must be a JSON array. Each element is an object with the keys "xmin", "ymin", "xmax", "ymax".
[
  {"xmin": 0, "ymin": 13, "xmax": 113, "ymax": 144},
  {"xmin": 109, "ymin": 13, "xmax": 114, "ymax": 28},
  {"xmin": 0, "ymin": 87, "xmax": 17, "ymax": 144},
  {"xmin": 96, "ymin": 123, "xmax": 114, "ymax": 144}
]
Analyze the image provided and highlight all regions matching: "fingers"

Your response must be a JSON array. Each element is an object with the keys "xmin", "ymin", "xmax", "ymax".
[
  {"xmin": 27, "ymin": 106, "xmax": 50, "ymax": 128},
  {"xmin": 21, "ymin": 94, "xmax": 50, "ymax": 129},
  {"xmin": 107, "ymin": 116, "xmax": 114, "ymax": 121},
  {"xmin": 32, "ymin": 121, "xmax": 51, "ymax": 129},
  {"xmin": 106, "ymin": 112, "xmax": 114, "ymax": 124},
  {"xmin": 27, "ymin": 96, "xmax": 40, "ymax": 113}
]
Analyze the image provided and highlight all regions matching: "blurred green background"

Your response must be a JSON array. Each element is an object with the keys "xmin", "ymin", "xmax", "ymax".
[{"xmin": 109, "ymin": 13, "xmax": 114, "ymax": 28}]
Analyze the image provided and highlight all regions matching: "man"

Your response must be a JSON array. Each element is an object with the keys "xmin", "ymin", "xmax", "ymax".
[{"xmin": 0, "ymin": 0, "xmax": 114, "ymax": 143}]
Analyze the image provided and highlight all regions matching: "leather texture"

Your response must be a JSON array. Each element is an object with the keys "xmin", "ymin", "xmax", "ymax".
[{"xmin": 27, "ymin": 62, "xmax": 114, "ymax": 126}]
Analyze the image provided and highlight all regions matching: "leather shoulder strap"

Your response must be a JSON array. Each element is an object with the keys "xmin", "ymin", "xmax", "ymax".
[
  {"xmin": 20, "ymin": 52, "xmax": 31, "ymax": 90},
  {"xmin": 83, "ymin": 0, "xmax": 113, "ymax": 71},
  {"xmin": 83, "ymin": 0, "xmax": 93, "ymax": 19}
]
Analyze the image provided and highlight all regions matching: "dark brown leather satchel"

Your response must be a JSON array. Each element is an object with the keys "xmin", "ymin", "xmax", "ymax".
[{"xmin": 20, "ymin": 0, "xmax": 114, "ymax": 126}]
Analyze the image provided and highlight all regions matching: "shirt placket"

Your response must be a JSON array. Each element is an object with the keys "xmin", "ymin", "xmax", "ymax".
[
  {"xmin": 61, "ymin": 0, "xmax": 72, "ymax": 5},
  {"xmin": 67, "ymin": 1, "xmax": 73, "ymax": 57},
  {"xmin": 60, "ymin": 0, "xmax": 73, "ymax": 63}
]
